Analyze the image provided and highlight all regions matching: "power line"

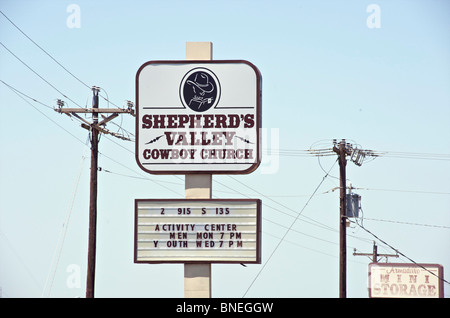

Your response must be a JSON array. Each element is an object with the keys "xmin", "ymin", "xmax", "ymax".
[
  {"xmin": 362, "ymin": 217, "xmax": 450, "ymax": 229},
  {"xmin": 0, "ymin": 229, "xmax": 43, "ymax": 294},
  {"xmin": 99, "ymin": 164, "xmax": 375, "ymax": 250},
  {"xmin": 354, "ymin": 187, "xmax": 450, "ymax": 195},
  {"xmin": 42, "ymin": 152, "xmax": 86, "ymax": 297},
  {"xmin": 3, "ymin": 80, "xmax": 180, "ymax": 297},
  {"xmin": 101, "ymin": 166, "xmax": 373, "ymax": 260},
  {"xmin": 262, "ymin": 148, "xmax": 334, "ymax": 157},
  {"xmin": 1, "ymin": 79, "xmax": 88, "ymax": 145},
  {"xmin": 0, "ymin": 10, "xmax": 91, "ymax": 90},
  {"xmin": 228, "ymin": 175, "xmax": 330, "ymax": 224},
  {"xmin": 1, "ymin": 79, "xmax": 181, "ymax": 198},
  {"xmin": 0, "ymin": 41, "xmax": 85, "ymax": 108},
  {"xmin": 1, "ymin": 79, "xmax": 130, "ymax": 146},
  {"xmin": 3, "ymin": 80, "xmax": 448, "ymax": 294},
  {"xmin": 353, "ymin": 241, "xmax": 399, "ymax": 263},
  {"xmin": 0, "ymin": 79, "xmax": 53, "ymax": 109},
  {"xmin": 264, "ymin": 148, "xmax": 450, "ymax": 161},
  {"xmin": 5, "ymin": 81, "xmax": 443, "ymax": 170},
  {"xmin": 263, "ymin": 231, "xmax": 338, "ymax": 260},
  {"xmin": 100, "ymin": 163, "xmax": 375, "ymax": 247},
  {"xmin": 262, "ymin": 138, "xmax": 450, "ymax": 162},
  {"xmin": 0, "ymin": 10, "xmax": 128, "ymax": 109},
  {"xmin": 242, "ymin": 159, "xmax": 337, "ymax": 297},
  {"xmin": 349, "ymin": 218, "xmax": 450, "ymax": 286},
  {"xmin": 371, "ymin": 151, "xmax": 450, "ymax": 161},
  {"xmin": 214, "ymin": 177, "xmax": 337, "ymax": 233},
  {"xmin": 263, "ymin": 216, "xmax": 340, "ymax": 247},
  {"xmin": 6, "ymin": 86, "xmax": 444, "ymax": 243},
  {"xmin": 99, "ymin": 165, "xmax": 362, "ymax": 255}
]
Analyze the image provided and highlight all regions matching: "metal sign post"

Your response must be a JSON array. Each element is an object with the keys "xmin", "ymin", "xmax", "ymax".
[{"xmin": 184, "ymin": 42, "xmax": 213, "ymax": 298}]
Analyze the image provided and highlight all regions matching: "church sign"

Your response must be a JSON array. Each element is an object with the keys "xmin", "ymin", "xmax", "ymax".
[{"xmin": 135, "ymin": 60, "xmax": 262, "ymax": 174}]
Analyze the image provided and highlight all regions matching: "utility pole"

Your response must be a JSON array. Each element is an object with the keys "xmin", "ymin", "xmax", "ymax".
[
  {"xmin": 55, "ymin": 87, "xmax": 134, "ymax": 298},
  {"xmin": 353, "ymin": 242, "xmax": 399, "ymax": 263},
  {"xmin": 315, "ymin": 139, "xmax": 374, "ymax": 297},
  {"xmin": 86, "ymin": 87, "xmax": 99, "ymax": 298},
  {"xmin": 334, "ymin": 139, "xmax": 349, "ymax": 298}
]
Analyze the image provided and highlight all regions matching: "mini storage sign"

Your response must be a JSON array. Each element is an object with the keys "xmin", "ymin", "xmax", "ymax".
[
  {"xmin": 135, "ymin": 60, "xmax": 262, "ymax": 174},
  {"xmin": 369, "ymin": 263, "xmax": 444, "ymax": 298}
]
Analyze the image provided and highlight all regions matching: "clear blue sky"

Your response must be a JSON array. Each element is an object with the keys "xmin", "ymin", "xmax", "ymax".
[{"xmin": 0, "ymin": 0, "xmax": 449, "ymax": 298}]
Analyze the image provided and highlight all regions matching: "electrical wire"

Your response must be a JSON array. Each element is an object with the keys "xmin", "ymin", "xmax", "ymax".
[
  {"xmin": 98, "ymin": 152, "xmax": 182, "ymax": 197},
  {"xmin": 3, "ymin": 71, "xmax": 449, "ymax": 294},
  {"xmin": 101, "ymin": 164, "xmax": 364, "ymax": 257},
  {"xmin": 99, "ymin": 166, "xmax": 369, "ymax": 260},
  {"xmin": 214, "ymin": 177, "xmax": 336, "ymax": 232},
  {"xmin": 349, "ymin": 218, "xmax": 450, "ymax": 286},
  {"xmin": 1, "ymin": 80, "xmax": 118, "ymax": 147},
  {"xmin": 1, "ymin": 79, "xmax": 87, "ymax": 145},
  {"xmin": 0, "ymin": 10, "xmax": 129, "ymax": 111},
  {"xmin": 0, "ymin": 41, "xmax": 84, "ymax": 108},
  {"xmin": 371, "ymin": 151, "xmax": 450, "ymax": 161},
  {"xmin": 263, "ymin": 231, "xmax": 338, "ymax": 259},
  {"xmin": 362, "ymin": 217, "xmax": 450, "ymax": 229},
  {"xmin": 262, "ymin": 148, "xmax": 334, "ymax": 157},
  {"xmin": 0, "ymin": 79, "xmax": 53, "ymax": 109},
  {"xmin": 4, "ymin": 79, "xmax": 446, "ymax": 237},
  {"xmin": 1, "ymin": 79, "xmax": 181, "ymax": 199},
  {"xmin": 42, "ymin": 152, "xmax": 87, "ymax": 298},
  {"xmin": 263, "ymin": 216, "xmax": 340, "ymax": 247},
  {"xmin": 99, "ymin": 164, "xmax": 374, "ymax": 250},
  {"xmin": 219, "ymin": 177, "xmax": 374, "ymax": 246},
  {"xmin": 354, "ymin": 187, "xmax": 450, "ymax": 196},
  {"xmin": 0, "ymin": 229, "xmax": 43, "ymax": 294},
  {"xmin": 242, "ymin": 159, "xmax": 338, "ymax": 297},
  {"xmin": 0, "ymin": 10, "xmax": 91, "ymax": 90},
  {"xmin": 226, "ymin": 175, "xmax": 344, "ymax": 234},
  {"xmin": 2, "ymin": 82, "xmax": 132, "ymax": 146},
  {"xmin": 263, "ymin": 138, "xmax": 450, "ymax": 162},
  {"xmin": 265, "ymin": 147, "xmax": 450, "ymax": 161}
]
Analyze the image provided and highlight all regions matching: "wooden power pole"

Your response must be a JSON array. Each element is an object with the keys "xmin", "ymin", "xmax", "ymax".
[
  {"xmin": 353, "ymin": 242, "xmax": 399, "ymax": 263},
  {"xmin": 55, "ymin": 87, "xmax": 134, "ymax": 298},
  {"xmin": 331, "ymin": 139, "xmax": 378, "ymax": 297},
  {"xmin": 85, "ymin": 87, "xmax": 99, "ymax": 298},
  {"xmin": 334, "ymin": 140, "xmax": 348, "ymax": 298}
]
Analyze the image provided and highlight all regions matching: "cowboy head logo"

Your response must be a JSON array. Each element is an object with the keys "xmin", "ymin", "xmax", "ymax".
[{"xmin": 180, "ymin": 68, "xmax": 220, "ymax": 112}]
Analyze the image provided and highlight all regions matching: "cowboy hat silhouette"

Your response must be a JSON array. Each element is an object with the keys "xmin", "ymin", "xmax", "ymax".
[{"xmin": 187, "ymin": 72, "xmax": 214, "ymax": 94}]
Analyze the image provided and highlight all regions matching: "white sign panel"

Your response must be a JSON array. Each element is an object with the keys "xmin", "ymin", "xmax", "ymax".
[
  {"xmin": 135, "ymin": 60, "xmax": 262, "ymax": 174},
  {"xmin": 369, "ymin": 263, "xmax": 444, "ymax": 298},
  {"xmin": 134, "ymin": 199, "xmax": 261, "ymax": 263}
]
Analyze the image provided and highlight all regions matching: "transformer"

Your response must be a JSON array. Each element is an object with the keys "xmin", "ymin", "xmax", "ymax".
[{"xmin": 346, "ymin": 193, "xmax": 361, "ymax": 218}]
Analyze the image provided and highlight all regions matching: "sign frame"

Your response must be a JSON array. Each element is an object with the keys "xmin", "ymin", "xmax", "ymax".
[
  {"xmin": 134, "ymin": 198, "xmax": 262, "ymax": 264},
  {"xmin": 368, "ymin": 262, "xmax": 444, "ymax": 298},
  {"xmin": 135, "ymin": 60, "xmax": 262, "ymax": 175}
]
